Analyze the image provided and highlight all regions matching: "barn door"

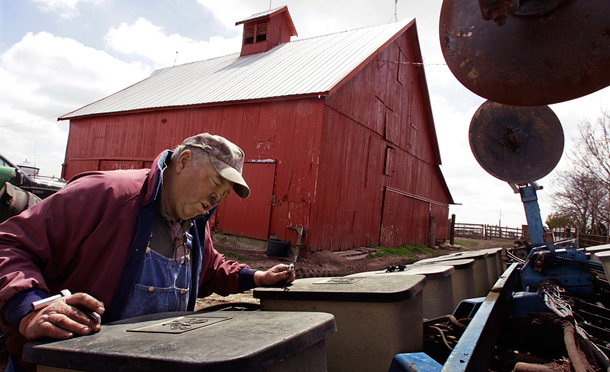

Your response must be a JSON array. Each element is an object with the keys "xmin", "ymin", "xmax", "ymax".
[
  {"xmin": 214, "ymin": 162, "xmax": 275, "ymax": 240},
  {"xmin": 379, "ymin": 186, "xmax": 430, "ymax": 247}
]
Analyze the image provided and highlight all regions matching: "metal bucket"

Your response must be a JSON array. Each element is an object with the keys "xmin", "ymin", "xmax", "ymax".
[{"xmin": 266, "ymin": 238, "xmax": 290, "ymax": 257}]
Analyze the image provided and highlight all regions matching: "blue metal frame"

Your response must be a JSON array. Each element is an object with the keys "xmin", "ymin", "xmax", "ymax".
[
  {"xmin": 519, "ymin": 184, "xmax": 549, "ymax": 248},
  {"xmin": 518, "ymin": 184, "xmax": 603, "ymax": 297},
  {"xmin": 388, "ymin": 353, "xmax": 442, "ymax": 372},
  {"xmin": 390, "ymin": 263, "xmax": 520, "ymax": 372},
  {"xmin": 388, "ymin": 183, "xmax": 606, "ymax": 371},
  {"xmin": 441, "ymin": 263, "xmax": 520, "ymax": 372}
]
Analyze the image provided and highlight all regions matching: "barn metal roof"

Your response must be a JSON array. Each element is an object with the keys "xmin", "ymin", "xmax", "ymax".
[
  {"xmin": 235, "ymin": 6, "xmax": 288, "ymax": 25},
  {"xmin": 60, "ymin": 19, "xmax": 413, "ymax": 120}
]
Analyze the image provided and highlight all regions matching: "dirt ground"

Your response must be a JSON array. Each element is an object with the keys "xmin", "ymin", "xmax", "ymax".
[{"xmin": 196, "ymin": 237, "xmax": 514, "ymax": 310}]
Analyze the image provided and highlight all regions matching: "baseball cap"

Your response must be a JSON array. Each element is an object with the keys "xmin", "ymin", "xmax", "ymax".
[{"xmin": 182, "ymin": 133, "xmax": 250, "ymax": 199}]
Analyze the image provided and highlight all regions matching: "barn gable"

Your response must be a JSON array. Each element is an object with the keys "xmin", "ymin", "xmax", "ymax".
[{"xmin": 59, "ymin": 8, "xmax": 455, "ymax": 251}]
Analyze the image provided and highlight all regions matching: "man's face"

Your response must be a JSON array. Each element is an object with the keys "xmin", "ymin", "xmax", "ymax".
[{"xmin": 166, "ymin": 150, "xmax": 233, "ymax": 221}]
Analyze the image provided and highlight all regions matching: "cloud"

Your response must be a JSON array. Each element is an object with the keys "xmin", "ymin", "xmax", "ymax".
[
  {"xmin": 30, "ymin": 0, "xmax": 107, "ymax": 19},
  {"xmin": 6, "ymin": 0, "xmax": 609, "ymax": 229},
  {"xmin": 1, "ymin": 31, "xmax": 150, "ymax": 177},
  {"xmin": 2, "ymin": 32, "xmax": 150, "ymax": 115},
  {"xmin": 197, "ymin": 0, "xmax": 264, "ymax": 29},
  {"xmin": 196, "ymin": 0, "xmax": 407, "ymax": 39},
  {"xmin": 104, "ymin": 17, "xmax": 242, "ymax": 68}
]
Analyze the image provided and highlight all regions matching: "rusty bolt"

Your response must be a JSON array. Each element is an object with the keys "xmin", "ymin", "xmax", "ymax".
[
  {"xmin": 479, "ymin": 0, "xmax": 518, "ymax": 26},
  {"xmin": 489, "ymin": 5, "xmax": 509, "ymax": 26}
]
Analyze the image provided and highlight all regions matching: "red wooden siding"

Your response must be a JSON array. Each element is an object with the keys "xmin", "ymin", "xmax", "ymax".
[
  {"xmin": 61, "ymin": 22, "xmax": 451, "ymax": 252},
  {"xmin": 431, "ymin": 203, "xmax": 450, "ymax": 241},
  {"xmin": 309, "ymin": 115, "xmax": 386, "ymax": 251},
  {"xmin": 380, "ymin": 187, "xmax": 449, "ymax": 247},
  {"xmin": 99, "ymin": 160, "xmax": 144, "ymax": 171},
  {"xmin": 311, "ymin": 28, "xmax": 451, "ymax": 250},
  {"xmin": 63, "ymin": 99, "xmax": 324, "ymax": 246},
  {"xmin": 214, "ymin": 162, "xmax": 275, "ymax": 240},
  {"xmin": 380, "ymin": 187, "xmax": 429, "ymax": 247}
]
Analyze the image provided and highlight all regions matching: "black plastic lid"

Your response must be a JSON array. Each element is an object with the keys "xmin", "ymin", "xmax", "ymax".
[
  {"xmin": 254, "ymin": 275, "xmax": 426, "ymax": 303},
  {"xmin": 414, "ymin": 258, "xmax": 476, "ymax": 269},
  {"xmin": 23, "ymin": 311, "xmax": 336, "ymax": 372}
]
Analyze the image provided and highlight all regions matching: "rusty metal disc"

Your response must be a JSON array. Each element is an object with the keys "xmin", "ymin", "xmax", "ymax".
[
  {"xmin": 469, "ymin": 100, "xmax": 564, "ymax": 183},
  {"xmin": 440, "ymin": 0, "xmax": 610, "ymax": 106}
]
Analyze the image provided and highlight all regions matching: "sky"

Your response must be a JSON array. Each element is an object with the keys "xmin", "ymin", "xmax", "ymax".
[{"xmin": 1, "ymin": 0, "xmax": 609, "ymax": 229}]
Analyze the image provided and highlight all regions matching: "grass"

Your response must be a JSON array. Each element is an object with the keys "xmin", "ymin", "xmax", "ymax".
[
  {"xmin": 223, "ymin": 251, "xmax": 248, "ymax": 262},
  {"xmin": 454, "ymin": 238, "xmax": 514, "ymax": 249},
  {"xmin": 454, "ymin": 239, "xmax": 479, "ymax": 247},
  {"xmin": 366, "ymin": 237, "xmax": 514, "ymax": 262},
  {"xmin": 494, "ymin": 240, "xmax": 516, "ymax": 248},
  {"xmin": 367, "ymin": 244, "xmax": 443, "ymax": 260}
]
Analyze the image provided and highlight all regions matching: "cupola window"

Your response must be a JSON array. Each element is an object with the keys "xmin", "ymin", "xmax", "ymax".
[
  {"xmin": 244, "ymin": 24, "xmax": 255, "ymax": 44},
  {"xmin": 256, "ymin": 22, "xmax": 268, "ymax": 42},
  {"xmin": 244, "ymin": 21, "xmax": 268, "ymax": 45}
]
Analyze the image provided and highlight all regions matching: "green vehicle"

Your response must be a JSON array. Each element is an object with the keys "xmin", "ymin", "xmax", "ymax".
[
  {"xmin": 0, "ymin": 166, "xmax": 42, "ymax": 222},
  {"xmin": 0, "ymin": 154, "xmax": 65, "ymax": 199},
  {"xmin": 0, "ymin": 155, "xmax": 65, "ymax": 223}
]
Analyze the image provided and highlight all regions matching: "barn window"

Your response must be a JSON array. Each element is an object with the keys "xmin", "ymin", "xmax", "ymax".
[
  {"xmin": 256, "ymin": 21, "xmax": 268, "ymax": 42},
  {"xmin": 244, "ymin": 24, "xmax": 255, "ymax": 44},
  {"xmin": 384, "ymin": 145, "xmax": 394, "ymax": 176},
  {"xmin": 243, "ymin": 21, "xmax": 268, "ymax": 45}
]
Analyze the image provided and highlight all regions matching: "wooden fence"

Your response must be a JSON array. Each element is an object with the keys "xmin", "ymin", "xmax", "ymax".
[
  {"xmin": 549, "ymin": 227, "xmax": 609, "ymax": 248},
  {"xmin": 454, "ymin": 223, "xmax": 522, "ymax": 240},
  {"xmin": 454, "ymin": 223, "xmax": 610, "ymax": 247}
]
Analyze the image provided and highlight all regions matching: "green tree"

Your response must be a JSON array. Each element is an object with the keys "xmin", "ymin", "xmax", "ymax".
[{"xmin": 545, "ymin": 211, "xmax": 572, "ymax": 229}]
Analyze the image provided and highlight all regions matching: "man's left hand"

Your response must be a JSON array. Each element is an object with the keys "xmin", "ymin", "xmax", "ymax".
[{"xmin": 254, "ymin": 264, "xmax": 296, "ymax": 287}]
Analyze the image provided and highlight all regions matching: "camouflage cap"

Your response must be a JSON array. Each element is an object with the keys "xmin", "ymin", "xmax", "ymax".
[{"xmin": 182, "ymin": 133, "xmax": 250, "ymax": 198}]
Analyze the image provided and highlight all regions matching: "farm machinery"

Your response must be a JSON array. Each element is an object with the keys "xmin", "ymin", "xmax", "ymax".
[{"xmin": 390, "ymin": 0, "xmax": 610, "ymax": 370}]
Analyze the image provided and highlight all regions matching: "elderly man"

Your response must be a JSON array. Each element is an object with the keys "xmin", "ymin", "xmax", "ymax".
[{"xmin": 0, "ymin": 133, "xmax": 295, "ymax": 371}]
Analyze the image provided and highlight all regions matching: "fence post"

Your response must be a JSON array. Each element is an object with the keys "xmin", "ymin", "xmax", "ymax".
[
  {"xmin": 429, "ymin": 216, "xmax": 437, "ymax": 248},
  {"xmin": 450, "ymin": 214, "xmax": 456, "ymax": 245}
]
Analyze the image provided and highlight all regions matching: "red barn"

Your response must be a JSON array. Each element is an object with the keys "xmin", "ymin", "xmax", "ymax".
[{"xmin": 59, "ymin": 7, "xmax": 454, "ymax": 252}]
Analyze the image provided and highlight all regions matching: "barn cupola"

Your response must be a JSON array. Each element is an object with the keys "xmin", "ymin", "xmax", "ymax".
[{"xmin": 235, "ymin": 6, "xmax": 298, "ymax": 57}]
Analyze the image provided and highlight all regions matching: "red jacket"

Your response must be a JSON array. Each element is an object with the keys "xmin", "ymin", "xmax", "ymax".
[{"xmin": 0, "ymin": 151, "xmax": 255, "ymax": 358}]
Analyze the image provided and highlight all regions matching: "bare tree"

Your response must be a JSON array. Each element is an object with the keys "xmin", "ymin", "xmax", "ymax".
[
  {"xmin": 550, "ymin": 111, "xmax": 610, "ymax": 233},
  {"xmin": 573, "ymin": 111, "xmax": 610, "ymax": 192},
  {"xmin": 552, "ymin": 170, "xmax": 607, "ymax": 232}
]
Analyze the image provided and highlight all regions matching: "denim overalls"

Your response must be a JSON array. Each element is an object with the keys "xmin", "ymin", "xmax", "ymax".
[{"xmin": 116, "ymin": 227, "xmax": 194, "ymax": 319}]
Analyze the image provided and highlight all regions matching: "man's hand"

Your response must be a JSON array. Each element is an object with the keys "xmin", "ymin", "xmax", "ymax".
[
  {"xmin": 19, "ymin": 292, "xmax": 105, "ymax": 341},
  {"xmin": 254, "ymin": 264, "xmax": 296, "ymax": 287}
]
